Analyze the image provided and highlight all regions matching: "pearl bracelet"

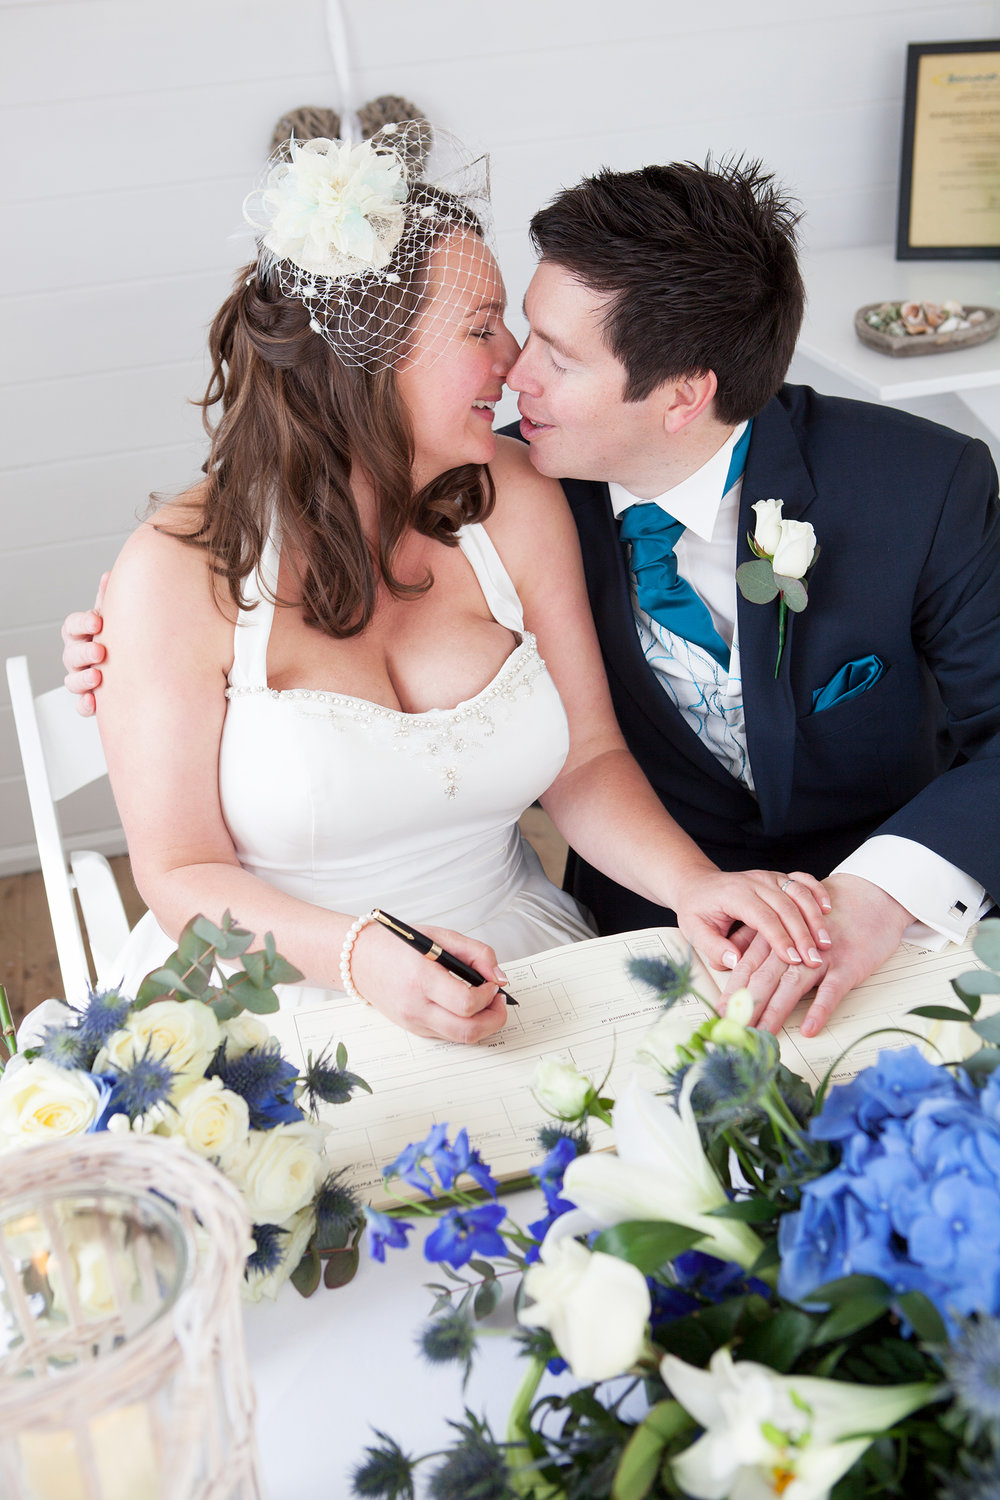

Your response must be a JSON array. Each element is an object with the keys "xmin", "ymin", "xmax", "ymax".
[{"xmin": 339, "ymin": 910, "xmax": 378, "ymax": 1002}]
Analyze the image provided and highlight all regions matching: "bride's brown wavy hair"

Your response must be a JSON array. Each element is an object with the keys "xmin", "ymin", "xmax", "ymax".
[{"xmin": 168, "ymin": 190, "xmax": 496, "ymax": 637}]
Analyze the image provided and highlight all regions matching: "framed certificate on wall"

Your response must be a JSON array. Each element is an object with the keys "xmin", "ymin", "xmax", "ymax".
[{"xmin": 897, "ymin": 39, "xmax": 1000, "ymax": 259}]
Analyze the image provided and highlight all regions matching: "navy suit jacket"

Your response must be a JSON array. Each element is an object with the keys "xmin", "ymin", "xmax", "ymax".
[{"xmin": 506, "ymin": 384, "xmax": 1000, "ymax": 934}]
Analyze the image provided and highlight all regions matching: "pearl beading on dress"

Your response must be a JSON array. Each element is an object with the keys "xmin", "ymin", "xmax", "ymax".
[
  {"xmin": 226, "ymin": 634, "xmax": 547, "ymax": 799},
  {"xmin": 338, "ymin": 910, "xmax": 378, "ymax": 1001}
]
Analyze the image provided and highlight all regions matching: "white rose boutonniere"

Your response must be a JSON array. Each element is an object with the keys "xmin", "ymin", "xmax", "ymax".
[{"xmin": 737, "ymin": 499, "xmax": 819, "ymax": 676}]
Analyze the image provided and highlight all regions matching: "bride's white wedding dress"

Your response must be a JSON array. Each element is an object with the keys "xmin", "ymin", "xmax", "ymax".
[{"xmin": 112, "ymin": 522, "xmax": 594, "ymax": 1005}]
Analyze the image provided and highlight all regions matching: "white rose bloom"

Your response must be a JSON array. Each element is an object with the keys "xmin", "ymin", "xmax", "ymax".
[
  {"xmin": 771, "ymin": 518, "xmax": 817, "ymax": 580},
  {"xmin": 219, "ymin": 1013, "xmax": 272, "ymax": 1060},
  {"xmin": 242, "ymin": 1207, "xmax": 317, "ymax": 1304},
  {"xmin": 635, "ymin": 1014, "xmax": 686, "ymax": 1075},
  {"xmin": 751, "ymin": 498, "xmax": 784, "ymax": 555},
  {"xmin": 519, "ymin": 1237, "xmax": 650, "ymax": 1381},
  {"xmin": 95, "ymin": 1001, "xmax": 221, "ymax": 1090},
  {"xmin": 173, "ymin": 1077, "xmax": 249, "ymax": 1165},
  {"xmin": 533, "ymin": 1058, "xmax": 592, "ymax": 1120},
  {"xmin": 229, "ymin": 1121, "xmax": 326, "ymax": 1226},
  {"xmin": 0, "ymin": 1058, "xmax": 105, "ymax": 1143}
]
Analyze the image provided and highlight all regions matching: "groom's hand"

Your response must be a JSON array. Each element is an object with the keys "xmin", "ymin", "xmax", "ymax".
[
  {"xmin": 719, "ymin": 874, "xmax": 912, "ymax": 1037},
  {"xmin": 61, "ymin": 573, "xmax": 109, "ymax": 716}
]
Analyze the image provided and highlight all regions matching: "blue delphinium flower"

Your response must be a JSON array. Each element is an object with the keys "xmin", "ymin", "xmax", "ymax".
[
  {"xmin": 424, "ymin": 1204, "xmax": 507, "ymax": 1268},
  {"xmin": 524, "ymin": 1135, "xmax": 580, "ymax": 1264},
  {"xmin": 384, "ymin": 1124, "xmax": 448, "ymax": 1195},
  {"xmin": 431, "ymin": 1128, "xmax": 498, "ymax": 1196},
  {"xmin": 365, "ymin": 1207, "xmax": 414, "ymax": 1264},
  {"xmin": 209, "ymin": 1042, "xmax": 303, "ymax": 1129}
]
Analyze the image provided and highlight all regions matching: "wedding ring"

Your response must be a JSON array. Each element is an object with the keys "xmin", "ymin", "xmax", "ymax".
[{"xmin": 779, "ymin": 877, "xmax": 796, "ymax": 893}]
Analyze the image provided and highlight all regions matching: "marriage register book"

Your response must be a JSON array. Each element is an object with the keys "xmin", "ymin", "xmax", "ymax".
[{"xmin": 263, "ymin": 929, "xmax": 987, "ymax": 1209}]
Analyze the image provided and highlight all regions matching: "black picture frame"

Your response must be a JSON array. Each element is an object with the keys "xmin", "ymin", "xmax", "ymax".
[{"xmin": 896, "ymin": 38, "xmax": 1000, "ymax": 260}]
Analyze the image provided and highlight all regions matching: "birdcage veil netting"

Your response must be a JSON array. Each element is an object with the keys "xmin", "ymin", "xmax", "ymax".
[{"xmin": 242, "ymin": 120, "xmax": 497, "ymax": 372}]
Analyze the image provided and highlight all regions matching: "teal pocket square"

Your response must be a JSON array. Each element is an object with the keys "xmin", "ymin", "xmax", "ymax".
[{"xmin": 811, "ymin": 655, "xmax": 884, "ymax": 713}]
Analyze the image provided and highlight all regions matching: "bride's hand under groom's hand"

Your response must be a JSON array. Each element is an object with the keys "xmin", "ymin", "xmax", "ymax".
[
  {"xmin": 673, "ymin": 866, "xmax": 832, "ymax": 980},
  {"xmin": 61, "ymin": 573, "xmax": 109, "ymax": 716},
  {"xmin": 349, "ymin": 922, "xmax": 509, "ymax": 1043}
]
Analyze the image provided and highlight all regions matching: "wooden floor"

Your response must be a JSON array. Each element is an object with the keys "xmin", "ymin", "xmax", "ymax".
[{"xmin": 0, "ymin": 813, "xmax": 568, "ymax": 1028}]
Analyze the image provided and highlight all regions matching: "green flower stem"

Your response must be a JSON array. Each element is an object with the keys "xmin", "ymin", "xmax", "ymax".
[
  {"xmin": 774, "ymin": 597, "xmax": 788, "ymax": 678},
  {"xmin": 505, "ymin": 1354, "xmax": 555, "ymax": 1498},
  {"xmin": 0, "ymin": 984, "xmax": 15, "ymax": 1066}
]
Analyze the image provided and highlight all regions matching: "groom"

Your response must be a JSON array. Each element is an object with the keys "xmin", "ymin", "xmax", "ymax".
[{"xmin": 502, "ymin": 158, "xmax": 1000, "ymax": 1036}]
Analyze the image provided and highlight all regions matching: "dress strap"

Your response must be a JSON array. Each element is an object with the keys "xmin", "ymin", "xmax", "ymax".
[
  {"xmin": 229, "ymin": 525, "xmax": 281, "ymax": 689},
  {"xmin": 456, "ymin": 523, "xmax": 525, "ymax": 634}
]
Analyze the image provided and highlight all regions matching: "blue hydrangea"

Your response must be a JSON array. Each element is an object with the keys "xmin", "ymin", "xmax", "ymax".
[{"xmin": 778, "ymin": 1047, "xmax": 1000, "ymax": 1334}]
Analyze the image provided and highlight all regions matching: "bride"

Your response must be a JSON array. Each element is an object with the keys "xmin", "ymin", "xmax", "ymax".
[{"xmin": 70, "ymin": 123, "xmax": 828, "ymax": 1041}]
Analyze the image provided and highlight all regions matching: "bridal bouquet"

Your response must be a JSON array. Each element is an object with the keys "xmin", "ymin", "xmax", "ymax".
[
  {"xmin": 0, "ymin": 913, "xmax": 369, "ymax": 1300},
  {"xmin": 353, "ymin": 922, "xmax": 1000, "ymax": 1500}
]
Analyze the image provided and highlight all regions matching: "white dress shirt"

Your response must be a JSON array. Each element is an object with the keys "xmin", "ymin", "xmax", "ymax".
[{"xmin": 610, "ymin": 425, "xmax": 990, "ymax": 949}]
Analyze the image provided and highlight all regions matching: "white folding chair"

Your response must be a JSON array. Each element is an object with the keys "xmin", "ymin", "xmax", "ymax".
[{"xmin": 5, "ymin": 656, "xmax": 131, "ymax": 1002}]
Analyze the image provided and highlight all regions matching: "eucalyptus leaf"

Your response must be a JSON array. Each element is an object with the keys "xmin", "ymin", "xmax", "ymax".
[
  {"xmin": 474, "ymin": 1279, "xmax": 502, "ymax": 1319},
  {"xmin": 263, "ymin": 955, "xmax": 305, "ymax": 985},
  {"xmin": 336, "ymin": 1042, "xmax": 348, "ymax": 1070},
  {"xmin": 241, "ymin": 950, "xmax": 267, "ymax": 988},
  {"xmin": 973, "ymin": 920, "xmax": 1000, "ymax": 971},
  {"xmin": 207, "ymin": 995, "xmax": 242, "ymax": 1022},
  {"xmin": 775, "ymin": 574, "xmax": 808, "ymax": 612},
  {"xmin": 952, "ymin": 971, "xmax": 1000, "ymax": 996},
  {"xmin": 592, "ymin": 1221, "xmax": 702, "ymax": 1273},
  {"xmin": 323, "ymin": 1245, "xmax": 360, "ymax": 1290},
  {"xmin": 962, "ymin": 1047, "xmax": 1000, "ymax": 1077},
  {"xmin": 225, "ymin": 975, "xmax": 280, "ymax": 1014},
  {"xmin": 735, "ymin": 557, "xmax": 778, "ymax": 604},
  {"xmin": 289, "ymin": 1242, "xmax": 321, "ymax": 1298},
  {"xmin": 972, "ymin": 1013, "xmax": 1000, "ymax": 1044},
  {"xmin": 611, "ymin": 1401, "xmax": 692, "ymax": 1500},
  {"xmin": 468, "ymin": 1259, "xmax": 497, "ymax": 1281}
]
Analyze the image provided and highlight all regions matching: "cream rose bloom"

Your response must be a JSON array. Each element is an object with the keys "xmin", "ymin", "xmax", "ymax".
[
  {"xmin": 533, "ymin": 1058, "xmax": 592, "ymax": 1120},
  {"xmin": 219, "ymin": 1013, "xmax": 272, "ymax": 1060},
  {"xmin": 95, "ymin": 1000, "xmax": 221, "ymax": 1090},
  {"xmin": 772, "ymin": 517, "xmax": 817, "ymax": 580},
  {"xmin": 172, "ymin": 1077, "xmax": 249, "ymax": 1165},
  {"xmin": 229, "ymin": 1122, "xmax": 326, "ymax": 1226},
  {"xmin": 242, "ymin": 1208, "xmax": 317, "ymax": 1304},
  {"xmin": 0, "ymin": 1058, "xmax": 105, "ymax": 1143},
  {"xmin": 751, "ymin": 497, "xmax": 784, "ymax": 555}
]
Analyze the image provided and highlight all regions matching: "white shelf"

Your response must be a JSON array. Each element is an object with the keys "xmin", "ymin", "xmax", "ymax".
[{"xmin": 797, "ymin": 244, "xmax": 1000, "ymax": 403}]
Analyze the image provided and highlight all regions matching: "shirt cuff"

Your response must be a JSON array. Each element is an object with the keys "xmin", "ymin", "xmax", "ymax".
[{"xmin": 833, "ymin": 835, "xmax": 991, "ymax": 951}]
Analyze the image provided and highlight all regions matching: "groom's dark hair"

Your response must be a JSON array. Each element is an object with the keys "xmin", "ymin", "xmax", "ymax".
[{"xmin": 529, "ymin": 158, "xmax": 804, "ymax": 426}]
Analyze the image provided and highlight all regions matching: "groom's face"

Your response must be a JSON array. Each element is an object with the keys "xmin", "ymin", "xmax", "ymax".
[{"xmin": 507, "ymin": 260, "xmax": 671, "ymax": 491}]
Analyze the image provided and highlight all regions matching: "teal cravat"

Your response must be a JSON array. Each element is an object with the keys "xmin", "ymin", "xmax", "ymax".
[{"xmin": 619, "ymin": 421, "xmax": 753, "ymax": 670}]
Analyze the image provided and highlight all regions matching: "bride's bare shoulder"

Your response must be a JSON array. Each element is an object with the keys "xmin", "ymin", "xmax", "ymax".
[{"xmin": 106, "ymin": 481, "xmax": 236, "ymax": 628}]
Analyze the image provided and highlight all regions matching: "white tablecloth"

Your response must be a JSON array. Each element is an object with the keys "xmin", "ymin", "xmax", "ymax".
[{"xmin": 243, "ymin": 1188, "xmax": 546, "ymax": 1499}]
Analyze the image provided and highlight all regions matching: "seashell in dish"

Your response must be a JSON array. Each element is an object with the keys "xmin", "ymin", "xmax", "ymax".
[{"xmin": 855, "ymin": 300, "xmax": 1000, "ymax": 357}]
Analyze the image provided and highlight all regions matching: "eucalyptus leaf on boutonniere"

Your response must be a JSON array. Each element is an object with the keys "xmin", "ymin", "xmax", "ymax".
[{"xmin": 736, "ymin": 498, "xmax": 819, "ymax": 677}]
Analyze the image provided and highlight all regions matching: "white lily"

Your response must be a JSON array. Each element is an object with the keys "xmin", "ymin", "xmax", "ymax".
[
  {"xmin": 661, "ymin": 1348, "xmax": 934, "ymax": 1500},
  {"xmin": 558, "ymin": 1079, "xmax": 763, "ymax": 1269}
]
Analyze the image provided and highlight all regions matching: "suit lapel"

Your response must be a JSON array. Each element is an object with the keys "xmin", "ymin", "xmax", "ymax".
[
  {"xmin": 737, "ymin": 396, "xmax": 817, "ymax": 831},
  {"xmin": 566, "ymin": 478, "xmax": 739, "ymax": 789}
]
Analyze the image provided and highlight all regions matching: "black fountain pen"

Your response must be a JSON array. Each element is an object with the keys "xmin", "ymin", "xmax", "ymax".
[{"xmin": 371, "ymin": 909, "xmax": 518, "ymax": 1005}]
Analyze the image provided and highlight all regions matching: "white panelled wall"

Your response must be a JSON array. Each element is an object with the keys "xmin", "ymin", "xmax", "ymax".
[{"xmin": 2, "ymin": 0, "xmax": 998, "ymax": 874}]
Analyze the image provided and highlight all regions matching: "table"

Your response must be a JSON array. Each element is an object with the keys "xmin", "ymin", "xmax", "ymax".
[
  {"xmin": 243, "ymin": 1188, "xmax": 546, "ymax": 1498},
  {"xmin": 793, "ymin": 243, "xmax": 1000, "ymax": 448}
]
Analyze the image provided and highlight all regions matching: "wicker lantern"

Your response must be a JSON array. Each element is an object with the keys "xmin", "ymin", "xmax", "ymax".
[{"xmin": 0, "ymin": 1133, "xmax": 259, "ymax": 1500}]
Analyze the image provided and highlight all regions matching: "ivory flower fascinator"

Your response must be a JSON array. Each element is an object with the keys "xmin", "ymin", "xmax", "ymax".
[{"xmin": 242, "ymin": 120, "xmax": 495, "ymax": 372}]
